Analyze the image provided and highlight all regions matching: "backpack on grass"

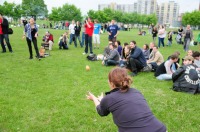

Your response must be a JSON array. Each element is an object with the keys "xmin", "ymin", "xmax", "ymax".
[{"xmin": 87, "ymin": 54, "xmax": 97, "ymax": 61}]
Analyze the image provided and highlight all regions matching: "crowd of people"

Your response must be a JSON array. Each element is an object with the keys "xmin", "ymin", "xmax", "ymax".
[{"xmin": 1, "ymin": 13, "xmax": 200, "ymax": 132}]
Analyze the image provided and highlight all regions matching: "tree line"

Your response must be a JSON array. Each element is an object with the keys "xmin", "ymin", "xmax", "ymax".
[{"xmin": 0, "ymin": 0, "xmax": 199, "ymax": 27}]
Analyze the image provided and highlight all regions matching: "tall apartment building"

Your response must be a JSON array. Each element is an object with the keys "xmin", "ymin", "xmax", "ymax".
[
  {"xmin": 157, "ymin": 1, "xmax": 179, "ymax": 26},
  {"xmin": 98, "ymin": 0, "xmax": 179, "ymax": 26},
  {"xmin": 137, "ymin": 0, "xmax": 157, "ymax": 14},
  {"xmin": 98, "ymin": 2, "xmax": 136, "ymax": 13}
]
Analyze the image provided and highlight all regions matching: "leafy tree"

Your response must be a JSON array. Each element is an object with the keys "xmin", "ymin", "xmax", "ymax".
[
  {"xmin": 48, "ymin": 7, "xmax": 61, "ymax": 21},
  {"xmin": 182, "ymin": 11, "xmax": 200, "ymax": 27},
  {"xmin": 49, "ymin": 3, "xmax": 82, "ymax": 22},
  {"xmin": 22, "ymin": 0, "xmax": 48, "ymax": 17},
  {"xmin": 1, "ymin": 1, "xmax": 16, "ymax": 17}
]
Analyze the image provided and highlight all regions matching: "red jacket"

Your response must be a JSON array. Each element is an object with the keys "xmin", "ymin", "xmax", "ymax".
[{"xmin": 85, "ymin": 22, "xmax": 94, "ymax": 36}]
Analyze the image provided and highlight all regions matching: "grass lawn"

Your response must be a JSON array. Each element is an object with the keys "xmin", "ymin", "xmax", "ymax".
[{"xmin": 0, "ymin": 26, "xmax": 200, "ymax": 132}]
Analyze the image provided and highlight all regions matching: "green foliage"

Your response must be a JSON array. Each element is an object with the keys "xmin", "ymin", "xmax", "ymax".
[
  {"xmin": 87, "ymin": 8, "xmax": 157, "ymax": 25},
  {"xmin": 22, "ymin": 0, "xmax": 48, "ymax": 16},
  {"xmin": 182, "ymin": 10, "xmax": 200, "ymax": 26},
  {"xmin": 49, "ymin": 3, "xmax": 82, "ymax": 21}
]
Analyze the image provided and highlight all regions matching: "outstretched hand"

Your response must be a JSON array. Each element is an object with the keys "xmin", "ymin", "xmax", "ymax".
[
  {"xmin": 97, "ymin": 92, "xmax": 104, "ymax": 102},
  {"xmin": 86, "ymin": 92, "xmax": 96, "ymax": 101}
]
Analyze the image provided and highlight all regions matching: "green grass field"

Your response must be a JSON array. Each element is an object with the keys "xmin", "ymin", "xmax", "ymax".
[{"xmin": 0, "ymin": 26, "xmax": 200, "ymax": 132}]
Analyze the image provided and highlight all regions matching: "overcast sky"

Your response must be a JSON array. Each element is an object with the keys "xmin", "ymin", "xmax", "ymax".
[{"xmin": 1, "ymin": 0, "xmax": 199, "ymax": 15}]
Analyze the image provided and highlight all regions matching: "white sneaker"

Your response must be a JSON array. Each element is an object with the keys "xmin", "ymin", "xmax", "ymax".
[
  {"xmin": 82, "ymin": 52, "xmax": 87, "ymax": 55},
  {"xmin": 89, "ymin": 53, "xmax": 93, "ymax": 56}
]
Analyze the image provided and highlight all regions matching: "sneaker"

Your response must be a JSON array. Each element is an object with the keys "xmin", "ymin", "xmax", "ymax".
[
  {"xmin": 89, "ymin": 53, "xmax": 93, "ymax": 56},
  {"xmin": 82, "ymin": 52, "xmax": 87, "ymax": 55},
  {"xmin": 29, "ymin": 57, "xmax": 33, "ymax": 59}
]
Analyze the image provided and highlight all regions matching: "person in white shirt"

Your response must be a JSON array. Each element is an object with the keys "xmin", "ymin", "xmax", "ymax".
[
  {"xmin": 69, "ymin": 20, "xmax": 76, "ymax": 47},
  {"xmin": 158, "ymin": 25, "xmax": 166, "ymax": 48}
]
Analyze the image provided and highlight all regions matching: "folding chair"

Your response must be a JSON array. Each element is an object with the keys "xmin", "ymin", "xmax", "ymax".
[{"xmin": 43, "ymin": 43, "xmax": 50, "ymax": 57}]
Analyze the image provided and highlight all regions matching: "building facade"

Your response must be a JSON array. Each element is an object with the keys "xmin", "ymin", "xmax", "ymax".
[{"xmin": 98, "ymin": 0, "xmax": 180, "ymax": 26}]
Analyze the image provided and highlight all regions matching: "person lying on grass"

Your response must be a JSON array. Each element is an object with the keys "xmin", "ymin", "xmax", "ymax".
[{"xmin": 86, "ymin": 67, "xmax": 167, "ymax": 132}]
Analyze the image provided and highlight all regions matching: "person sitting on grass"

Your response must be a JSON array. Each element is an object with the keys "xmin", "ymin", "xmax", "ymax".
[
  {"xmin": 42, "ymin": 31, "xmax": 54, "ymax": 50},
  {"xmin": 119, "ymin": 45, "xmax": 131, "ymax": 68},
  {"xmin": 142, "ymin": 44, "xmax": 150, "ymax": 60},
  {"xmin": 102, "ymin": 43, "xmax": 120, "ymax": 66},
  {"xmin": 147, "ymin": 46, "xmax": 164, "ymax": 72},
  {"xmin": 114, "ymin": 40, "xmax": 122, "ymax": 56},
  {"xmin": 127, "ymin": 41, "xmax": 148, "ymax": 76},
  {"xmin": 86, "ymin": 67, "xmax": 167, "ymax": 132},
  {"xmin": 172, "ymin": 56, "xmax": 200, "ymax": 94},
  {"xmin": 155, "ymin": 54, "xmax": 179, "ymax": 80},
  {"xmin": 192, "ymin": 51, "xmax": 200, "ymax": 68}
]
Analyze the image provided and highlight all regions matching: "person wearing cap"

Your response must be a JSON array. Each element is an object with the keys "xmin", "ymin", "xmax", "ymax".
[{"xmin": 172, "ymin": 56, "xmax": 200, "ymax": 94}]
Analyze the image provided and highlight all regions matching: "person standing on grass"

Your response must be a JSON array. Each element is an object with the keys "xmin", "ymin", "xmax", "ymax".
[
  {"xmin": 93, "ymin": 19, "xmax": 101, "ymax": 49},
  {"xmin": 87, "ymin": 67, "xmax": 167, "ymax": 132},
  {"xmin": 167, "ymin": 30, "xmax": 173, "ymax": 46},
  {"xmin": 0, "ymin": 13, "xmax": 13, "ymax": 53},
  {"xmin": 182, "ymin": 25, "xmax": 193, "ymax": 52},
  {"xmin": 74, "ymin": 21, "xmax": 82, "ymax": 47},
  {"xmin": 107, "ymin": 20, "xmax": 119, "ymax": 42},
  {"xmin": 83, "ymin": 17, "xmax": 94, "ymax": 55},
  {"xmin": 152, "ymin": 27, "xmax": 158, "ymax": 44},
  {"xmin": 158, "ymin": 25, "xmax": 166, "ymax": 48},
  {"xmin": 69, "ymin": 20, "xmax": 77, "ymax": 47},
  {"xmin": 23, "ymin": 18, "xmax": 40, "ymax": 60}
]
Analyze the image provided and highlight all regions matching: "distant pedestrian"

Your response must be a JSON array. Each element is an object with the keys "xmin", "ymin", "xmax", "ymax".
[{"xmin": 107, "ymin": 20, "xmax": 119, "ymax": 42}]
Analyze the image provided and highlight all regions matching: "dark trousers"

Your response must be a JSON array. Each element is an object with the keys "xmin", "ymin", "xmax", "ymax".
[
  {"xmin": 105, "ymin": 60, "xmax": 119, "ymax": 66},
  {"xmin": 26, "ymin": 37, "xmax": 40, "ymax": 58},
  {"xmin": 85, "ymin": 34, "xmax": 93, "ymax": 54},
  {"xmin": 69, "ymin": 34, "xmax": 77, "ymax": 47},
  {"xmin": 0, "ymin": 34, "xmax": 13, "ymax": 52},
  {"xmin": 150, "ymin": 62, "xmax": 158, "ymax": 71},
  {"xmin": 128, "ymin": 58, "xmax": 144, "ymax": 72}
]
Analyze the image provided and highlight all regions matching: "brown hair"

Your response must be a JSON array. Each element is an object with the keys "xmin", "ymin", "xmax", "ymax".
[
  {"xmin": 170, "ymin": 54, "xmax": 178, "ymax": 60},
  {"xmin": 108, "ymin": 67, "xmax": 132, "ymax": 91}
]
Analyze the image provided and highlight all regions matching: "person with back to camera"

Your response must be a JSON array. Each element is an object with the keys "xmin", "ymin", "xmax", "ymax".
[
  {"xmin": 172, "ymin": 56, "xmax": 200, "ymax": 94},
  {"xmin": 83, "ymin": 17, "xmax": 94, "ymax": 55},
  {"xmin": 23, "ymin": 18, "xmax": 40, "ymax": 60},
  {"xmin": 86, "ymin": 67, "xmax": 167, "ymax": 132}
]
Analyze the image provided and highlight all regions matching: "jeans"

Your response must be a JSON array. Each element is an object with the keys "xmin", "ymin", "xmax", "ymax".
[
  {"xmin": 167, "ymin": 40, "xmax": 172, "ymax": 46},
  {"xmin": 158, "ymin": 37, "xmax": 164, "ymax": 48},
  {"xmin": 26, "ymin": 37, "xmax": 40, "ymax": 58},
  {"xmin": 150, "ymin": 62, "xmax": 158, "ymax": 71},
  {"xmin": 184, "ymin": 38, "xmax": 190, "ymax": 51},
  {"xmin": 153, "ymin": 37, "xmax": 156, "ymax": 44},
  {"xmin": 75, "ymin": 35, "xmax": 82, "ymax": 47},
  {"xmin": 156, "ymin": 74, "xmax": 172, "ymax": 80},
  {"xmin": 0, "ymin": 34, "xmax": 13, "ymax": 52},
  {"xmin": 84, "ymin": 34, "xmax": 93, "ymax": 54},
  {"xmin": 69, "ymin": 34, "xmax": 77, "ymax": 47},
  {"xmin": 81, "ymin": 32, "xmax": 85, "ymax": 47}
]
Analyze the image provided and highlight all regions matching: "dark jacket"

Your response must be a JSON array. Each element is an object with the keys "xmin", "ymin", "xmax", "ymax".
[
  {"xmin": 172, "ymin": 64, "xmax": 200, "ymax": 94},
  {"xmin": 96, "ymin": 88, "xmax": 166, "ymax": 132},
  {"xmin": 130, "ymin": 46, "xmax": 147, "ymax": 67},
  {"xmin": 74, "ymin": 25, "xmax": 81, "ymax": 36},
  {"xmin": 2, "ymin": 17, "xmax": 9, "ymax": 34},
  {"xmin": 154, "ymin": 62, "xmax": 166, "ymax": 77}
]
